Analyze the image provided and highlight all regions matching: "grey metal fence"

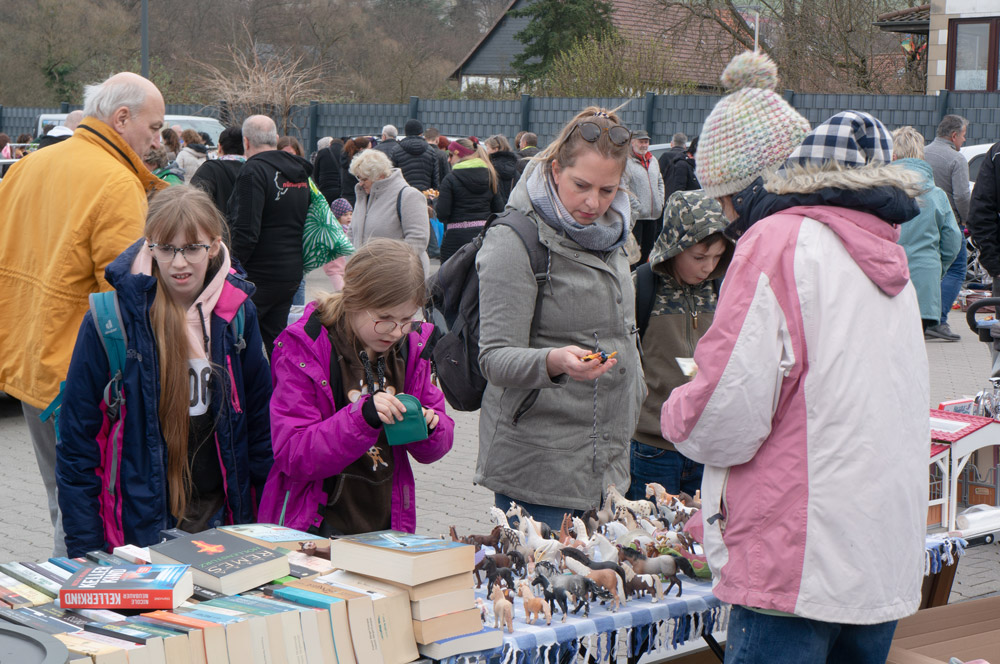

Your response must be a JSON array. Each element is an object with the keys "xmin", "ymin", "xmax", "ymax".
[{"xmin": 5, "ymin": 91, "xmax": 1000, "ymax": 154}]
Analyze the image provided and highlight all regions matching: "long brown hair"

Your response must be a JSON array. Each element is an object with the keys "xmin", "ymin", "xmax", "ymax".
[
  {"xmin": 343, "ymin": 136, "xmax": 371, "ymax": 159},
  {"xmin": 145, "ymin": 185, "xmax": 226, "ymax": 522},
  {"xmin": 315, "ymin": 239, "xmax": 426, "ymax": 346},
  {"xmin": 453, "ymin": 138, "xmax": 499, "ymax": 194},
  {"xmin": 536, "ymin": 106, "xmax": 631, "ymax": 173}
]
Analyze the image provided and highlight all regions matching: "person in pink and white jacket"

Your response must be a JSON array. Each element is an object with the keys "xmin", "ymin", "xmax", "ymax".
[{"xmin": 661, "ymin": 51, "xmax": 930, "ymax": 664}]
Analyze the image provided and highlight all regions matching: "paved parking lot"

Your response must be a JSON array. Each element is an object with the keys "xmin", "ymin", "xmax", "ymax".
[{"xmin": 0, "ymin": 272, "xmax": 996, "ymax": 601}]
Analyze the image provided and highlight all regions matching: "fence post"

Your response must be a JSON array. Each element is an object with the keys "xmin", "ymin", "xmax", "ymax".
[
  {"xmin": 644, "ymin": 92, "xmax": 656, "ymax": 140},
  {"xmin": 408, "ymin": 96, "xmax": 419, "ymax": 121},
  {"xmin": 936, "ymin": 89, "xmax": 950, "ymax": 127},
  {"xmin": 783, "ymin": 89, "xmax": 795, "ymax": 105},
  {"xmin": 59, "ymin": 101, "xmax": 69, "ymax": 113},
  {"xmin": 308, "ymin": 100, "xmax": 320, "ymax": 155},
  {"xmin": 521, "ymin": 94, "xmax": 532, "ymax": 132},
  {"xmin": 0, "ymin": 105, "xmax": 4, "ymax": 134}
]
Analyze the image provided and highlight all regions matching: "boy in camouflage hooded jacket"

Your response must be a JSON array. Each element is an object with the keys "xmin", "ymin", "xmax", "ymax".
[{"xmin": 626, "ymin": 189, "xmax": 733, "ymax": 500}]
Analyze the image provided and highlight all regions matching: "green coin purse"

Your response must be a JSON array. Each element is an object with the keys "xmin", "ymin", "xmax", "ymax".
[{"xmin": 383, "ymin": 394, "xmax": 429, "ymax": 446}]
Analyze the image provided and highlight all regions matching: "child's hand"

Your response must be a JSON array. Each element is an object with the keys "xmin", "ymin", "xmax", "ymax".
[
  {"xmin": 422, "ymin": 407, "xmax": 439, "ymax": 431},
  {"xmin": 372, "ymin": 392, "xmax": 407, "ymax": 424},
  {"xmin": 546, "ymin": 346, "xmax": 618, "ymax": 381}
]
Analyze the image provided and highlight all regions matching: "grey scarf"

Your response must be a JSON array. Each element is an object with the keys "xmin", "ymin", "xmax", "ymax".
[{"xmin": 526, "ymin": 163, "xmax": 630, "ymax": 252}]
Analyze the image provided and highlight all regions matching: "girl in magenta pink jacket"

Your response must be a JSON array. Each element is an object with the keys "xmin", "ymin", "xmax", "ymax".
[{"xmin": 258, "ymin": 239, "xmax": 453, "ymax": 534}]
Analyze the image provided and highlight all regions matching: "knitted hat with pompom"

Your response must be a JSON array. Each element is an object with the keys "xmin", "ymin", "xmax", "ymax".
[{"xmin": 696, "ymin": 52, "xmax": 811, "ymax": 199}]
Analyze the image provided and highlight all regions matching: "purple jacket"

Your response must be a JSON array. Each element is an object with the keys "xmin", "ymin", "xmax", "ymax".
[{"xmin": 258, "ymin": 302, "xmax": 454, "ymax": 533}]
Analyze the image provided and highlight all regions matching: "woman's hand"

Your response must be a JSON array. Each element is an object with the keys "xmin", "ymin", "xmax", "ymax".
[
  {"xmin": 546, "ymin": 346, "xmax": 618, "ymax": 382},
  {"xmin": 422, "ymin": 407, "xmax": 440, "ymax": 431},
  {"xmin": 372, "ymin": 391, "xmax": 407, "ymax": 424}
]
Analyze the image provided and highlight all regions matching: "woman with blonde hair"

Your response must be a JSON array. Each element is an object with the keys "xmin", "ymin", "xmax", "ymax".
[
  {"xmin": 349, "ymin": 149, "xmax": 431, "ymax": 275},
  {"xmin": 436, "ymin": 137, "xmax": 505, "ymax": 261},
  {"xmin": 892, "ymin": 125, "xmax": 962, "ymax": 334},
  {"xmin": 57, "ymin": 185, "xmax": 273, "ymax": 557},
  {"xmin": 475, "ymin": 107, "xmax": 645, "ymax": 529},
  {"xmin": 259, "ymin": 238, "xmax": 453, "ymax": 534}
]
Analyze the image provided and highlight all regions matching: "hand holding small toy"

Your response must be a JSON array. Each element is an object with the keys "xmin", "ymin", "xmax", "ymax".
[{"xmin": 546, "ymin": 345, "xmax": 618, "ymax": 381}]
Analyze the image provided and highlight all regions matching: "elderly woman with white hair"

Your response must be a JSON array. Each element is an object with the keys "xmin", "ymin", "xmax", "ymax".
[{"xmin": 348, "ymin": 149, "xmax": 430, "ymax": 274}]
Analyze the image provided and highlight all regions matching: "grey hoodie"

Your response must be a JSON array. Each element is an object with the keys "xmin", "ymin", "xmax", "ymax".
[{"xmin": 474, "ymin": 161, "xmax": 646, "ymax": 511}]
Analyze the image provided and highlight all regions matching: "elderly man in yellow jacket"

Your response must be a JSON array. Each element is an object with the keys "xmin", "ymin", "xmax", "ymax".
[{"xmin": 0, "ymin": 72, "xmax": 168, "ymax": 556}]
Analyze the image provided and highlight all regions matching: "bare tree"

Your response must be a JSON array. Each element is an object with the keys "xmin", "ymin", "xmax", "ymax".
[{"xmin": 194, "ymin": 25, "xmax": 324, "ymax": 132}]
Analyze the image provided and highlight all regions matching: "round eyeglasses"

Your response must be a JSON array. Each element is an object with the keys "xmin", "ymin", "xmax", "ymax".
[
  {"xmin": 367, "ymin": 311, "xmax": 418, "ymax": 335},
  {"xmin": 571, "ymin": 121, "xmax": 632, "ymax": 146},
  {"xmin": 148, "ymin": 243, "xmax": 213, "ymax": 264}
]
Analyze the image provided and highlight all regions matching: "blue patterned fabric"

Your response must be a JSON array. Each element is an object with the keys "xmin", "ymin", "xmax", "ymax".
[
  {"xmin": 444, "ymin": 577, "xmax": 725, "ymax": 664},
  {"xmin": 783, "ymin": 111, "xmax": 893, "ymax": 170}
]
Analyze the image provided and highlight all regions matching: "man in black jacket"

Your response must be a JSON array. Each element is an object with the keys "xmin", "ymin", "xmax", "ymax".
[
  {"xmin": 312, "ymin": 136, "xmax": 342, "ymax": 203},
  {"xmin": 228, "ymin": 114, "xmax": 312, "ymax": 354},
  {"xmin": 664, "ymin": 135, "xmax": 700, "ymax": 199},
  {"xmin": 190, "ymin": 127, "xmax": 244, "ymax": 215},
  {"xmin": 391, "ymin": 119, "xmax": 439, "ymax": 191},
  {"xmin": 969, "ymin": 142, "xmax": 1000, "ymax": 297},
  {"xmin": 658, "ymin": 132, "xmax": 688, "ymax": 186}
]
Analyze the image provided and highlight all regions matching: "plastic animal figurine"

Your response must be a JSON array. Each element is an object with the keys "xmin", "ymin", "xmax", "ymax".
[
  {"xmin": 618, "ymin": 546, "xmax": 696, "ymax": 597},
  {"xmin": 621, "ymin": 560, "xmax": 665, "ymax": 602},
  {"xmin": 530, "ymin": 573, "xmax": 569, "ymax": 622},
  {"xmin": 517, "ymin": 581, "xmax": 552, "ymax": 625},
  {"xmin": 490, "ymin": 585, "xmax": 514, "ymax": 633},
  {"xmin": 488, "ymin": 506, "xmax": 524, "ymax": 553},
  {"xmin": 475, "ymin": 597, "xmax": 490, "ymax": 624},
  {"xmin": 298, "ymin": 541, "xmax": 331, "ymax": 560},
  {"xmin": 645, "ymin": 482, "xmax": 678, "ymax": 506},
  {"xmin": 582, "ymin": 531, "xmax": 619, "ymax": 564},
  {"xmin": 606, "ymin": 483, "xmax": 655, "ymax": 518},
  {"xmin": 561, "ymin": 546, "xmax": 627, "ymax": 602},
  {"xmin": 482, "ymin": 556, "xmax": 516, "ymax": 598},
  {"xmin": 581, "ymin": 350, "xmax": 616, "ymax": 363},
  {"xmin": 535, "ymin": 560, "xmax": 602, "ymax": 617},
  {"xmin": 474, "ymin": 552, "xmax": 527, "ymax": 587},
  {"xmin": 506, "ymin": 502, "xmax": 552, "ymax": 540},
  {"xmin": 561, "ymin": 553, "xmax": 624, "ymax": 611}
]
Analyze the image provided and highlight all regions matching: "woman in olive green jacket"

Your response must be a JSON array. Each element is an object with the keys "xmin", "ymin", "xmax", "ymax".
[{"xmin": 475, "ymin": 107, "xmax": 646, "ymax": 529}]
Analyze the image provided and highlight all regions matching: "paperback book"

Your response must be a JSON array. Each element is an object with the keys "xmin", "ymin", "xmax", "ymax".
[
  {"xmin": 327, "ymin": 530, "xmax": 473, "ymax": 586},
  {"xmin": 59, "ymin": 565, "xmax": 193, "ymax": 610}
]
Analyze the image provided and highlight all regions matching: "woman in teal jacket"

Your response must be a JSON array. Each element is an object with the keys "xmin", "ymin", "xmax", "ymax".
[{"xmin": 892, "ymin": 126, "xmax": 963, "ymax": 331}]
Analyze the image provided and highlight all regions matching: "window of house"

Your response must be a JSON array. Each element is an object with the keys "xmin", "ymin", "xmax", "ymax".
[{"xmin": 947, "ymin": 18, "xmax": 1000, "ymax": 91}]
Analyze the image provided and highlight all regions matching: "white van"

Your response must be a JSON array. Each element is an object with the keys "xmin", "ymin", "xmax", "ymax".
[{"xmin": 36, "ymin": 113, "xmax": 227, "ymax": 145}]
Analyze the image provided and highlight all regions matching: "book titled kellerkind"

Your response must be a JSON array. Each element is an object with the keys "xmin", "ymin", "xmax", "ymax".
[{"xmin": 58, "ymin": 564, "xmax": 193, "ymax": 610}]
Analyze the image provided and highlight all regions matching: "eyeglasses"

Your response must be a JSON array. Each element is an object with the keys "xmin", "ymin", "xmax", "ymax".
[
  {"xmin": 571, "ymin": 121, "xmax": 632, "ymax": 146},
  {"xmin": 148, "ymin": 243, "xmax": 213, "ymax": 264},
  {"xmin": 367, "ymin": 311, "xmax": 418, "ymax": 335}
]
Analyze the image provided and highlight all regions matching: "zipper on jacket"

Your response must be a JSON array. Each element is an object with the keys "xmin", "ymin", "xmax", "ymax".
[
  {"xmin": 511, "ymin": 389, "xmax": 540, "ymax": 426},
  {"xmin": 705, "ymin": 468, "xmax": 731, "ymax": 534},
  {"xmin": 215, "ymin": 433, "xmax": 234, "ymax": 525},
  {"xmin": 278, "ymin": 491, "xmax": 291, "ymax": 527},
  {"xmin": 226, "ymin": 356, "xmax": 243, "ymax": 413}
]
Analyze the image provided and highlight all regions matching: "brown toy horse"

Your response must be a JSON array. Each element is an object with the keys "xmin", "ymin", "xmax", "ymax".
[
  {"xmin": 491, "ymin": 585, "xmax": 514, "ymax": 633},
  {"xmin": 517, "ymin": 581, "xmax": 552, "ymax": 625}
]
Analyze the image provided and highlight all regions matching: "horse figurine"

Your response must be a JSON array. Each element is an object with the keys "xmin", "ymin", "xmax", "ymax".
[
  {"xmin": 490, "ymin": 585, "xmax": 514, "ymax": 633},
  {"xmin": 562, "ymin": 552, "xmax": 624, "ymax": 611},
  {"xmin": 516, "ymin": 581, "xmax": 552, "ymax": 625},
  {"xmin": 530, "ymin": 573, "xmax": 569, "ymax": 622},
  {"xmin": 506, "ymin": 502, "xmax": 552, "ymax": 540},
  {"xmin": 482, "ymin": 556, "xmax": 516, "ymax": 598},
  {"xmin": 489, "ymin": 506, "xmax": 524, "ymax": 553},
  {"xmin": 618, "ymin": 546, "xmax": 696, "ymax": 598},
  {"xmin": 606, "ymin": 483, "xmax": 655, "ymax": 518},
  {"xmin": 621, "ymin": 560, "xmax": 665, "ymax": 602},
  {"xmin": 561, "ymin": 546, "xmax": 627, "ymax": 604}
]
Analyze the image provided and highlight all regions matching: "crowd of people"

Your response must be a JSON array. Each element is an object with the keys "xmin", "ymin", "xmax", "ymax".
[{"xmin": 0, "ymin": 45, "xmax": 991, "ymax": 661}]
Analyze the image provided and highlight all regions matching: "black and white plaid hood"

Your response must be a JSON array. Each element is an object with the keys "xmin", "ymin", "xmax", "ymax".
[{"xmin": 782, "ymin": 110, "xmax": 893, "ymax": 171}]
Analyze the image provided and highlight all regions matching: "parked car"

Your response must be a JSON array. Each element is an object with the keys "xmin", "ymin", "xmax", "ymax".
[
  {"xmin": 35, "ymin": 113, "xmax": 226, "ymax": 145},
  {"xmin": 962, "ymin": 143, "xmax": 993, "ymax": 191}
]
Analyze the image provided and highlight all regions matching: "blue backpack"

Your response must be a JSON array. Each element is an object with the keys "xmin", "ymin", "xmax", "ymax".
[{"xmin": 40, "ymin": 291, "xmax": 246, "ymax": 441}]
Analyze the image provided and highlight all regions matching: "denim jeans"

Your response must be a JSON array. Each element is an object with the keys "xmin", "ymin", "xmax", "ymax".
[
  {"xmin": 493, "ymin": 493, "xmax": 582, "ymax": 533},
  {"xmin": 626, "ymin": 440, "xmax": 704, "ymax": 500},
  {"xmin": 292, "ymin": 278, "xmax": 307, "ymax": 306},
  {"xmin": 726, "ymin": 606, "xmax": 898, "ymax": 664},
  {"xmin": 940, "ymin": 240, "xmax": 967, "ymax": 324}
]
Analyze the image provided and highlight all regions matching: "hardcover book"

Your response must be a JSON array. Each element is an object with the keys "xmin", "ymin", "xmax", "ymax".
[
  {"xmin": 218, "ymin": 524, "xmax": 328, "ymax": 550},
  {"xmin": 148, "ymin": 528, "xmax": 290, "ymax": 595},
  {"xmin": 327, "ymin": 530, "xmax": 473, "ymax": 586},
  {"xmin": 59, "ymin": 565, "xmax": 193, "ymax": 610}
]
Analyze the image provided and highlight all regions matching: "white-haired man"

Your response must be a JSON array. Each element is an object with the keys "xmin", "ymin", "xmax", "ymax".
[
  {"xmin": 228, "ymin": 114, "xmax": 313, "ymax": 354},
  {"xmin": 0, "ymin": 72, "xmax": 167, "ymax": 556},
  {"xmin": 374, "ymin": 123, "xmax": 399, "ymax": 157}
]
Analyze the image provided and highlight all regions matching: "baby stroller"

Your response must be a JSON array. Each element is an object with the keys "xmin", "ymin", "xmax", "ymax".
[{"xmin": 967, "ymin": 297, "xmax": 1000, "ymax": 416}]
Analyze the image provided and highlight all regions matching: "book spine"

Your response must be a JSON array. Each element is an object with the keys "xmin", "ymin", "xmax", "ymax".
[
  {"xmin": 83, "ymin": 622, "xmax": 149, "ymax": 645},
  {"xmin": 191, "ymin": 585, "xmax": 226, "ymax": 601},
  {"xmin": 0, "ymin": 563, "xmax": 59, "ymax": 597},
  {"xmin": 84, "ymin": 551, "xmax": 130, "ymax": 566},
  {"xmin": 0, "ymin": 583, "xmax": 33, "ymax": 608},
  {"xmin": 59, "ymin": 587, "xmax": 176, "ymax": 610},
  {"xmin": 21, "ymin": 561, "xmax": 69, "ymax": 584}
]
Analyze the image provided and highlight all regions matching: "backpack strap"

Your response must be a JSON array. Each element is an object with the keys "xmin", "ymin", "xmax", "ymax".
[
  {"xmin": 89, "ymin": 291, "xmax": 128, "ymax": 421},
  {"xmin": 396, "ymin": 188, "xmax": 405, "ymax": 223},
  {"xmin": 488, "ymin": 209, "xmax": 549, "ymax": 283},
  {"xmin": 231, "ymin": 304, "xmax": 246, "ymax": 352},
  {"xmin": 635, "ymin": 263, "xmax": 657, "ymax": 340}
]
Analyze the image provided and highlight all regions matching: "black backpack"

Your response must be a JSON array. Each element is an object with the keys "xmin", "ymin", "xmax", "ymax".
[
  {"xmin": 634, "ymin": 262, "xmax": 657, "ymax": 340},
  {"xmin": 427, "ymin": 210, "xmax": 548, "ymax": 411}
]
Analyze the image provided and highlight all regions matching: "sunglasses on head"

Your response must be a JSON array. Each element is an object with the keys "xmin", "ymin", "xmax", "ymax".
[{"xmin": 571, "ymin": 121, "xmax": 632, "ymax": 146}]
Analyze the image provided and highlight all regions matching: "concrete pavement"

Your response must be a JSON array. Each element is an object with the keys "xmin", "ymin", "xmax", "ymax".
[{"xmin": 0, "ymin": 270, "xmax": 996, "ymax": 601}]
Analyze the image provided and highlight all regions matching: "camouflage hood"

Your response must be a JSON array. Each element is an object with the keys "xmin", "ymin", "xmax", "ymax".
[{"xmin": 649, "ymin": 190, "xmax": 733, "ymax": 280}]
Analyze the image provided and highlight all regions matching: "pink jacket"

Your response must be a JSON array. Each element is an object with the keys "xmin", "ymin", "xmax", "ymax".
[
  {"xmin": 662, "ymin": 203, "xmax": 929, "ymax": 625},
  {"xmin": 258, "ymin": 303, "xmax": 454, "ymax": 533}
]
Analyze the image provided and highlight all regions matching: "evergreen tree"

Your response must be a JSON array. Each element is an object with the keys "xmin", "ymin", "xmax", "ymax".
[{"xmin": 510, "ymin": 0, "xmax": 616, "ymax": 81}]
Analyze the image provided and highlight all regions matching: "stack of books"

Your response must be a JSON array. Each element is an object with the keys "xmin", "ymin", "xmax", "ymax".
[{"xmin": 328, "ymin": 530, "xmax": 502, "ymax": 659}]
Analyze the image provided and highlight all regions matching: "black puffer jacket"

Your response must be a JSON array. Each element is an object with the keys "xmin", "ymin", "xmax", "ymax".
[
  {"xmin": 228, "ymin": 150, "xmax": 313, "ymax": 284},
  {"xmin": 489, "ymin": 150, "xmax": 519, "ymax": 204},
  {"xmin": 190, "ymin": 159, "xmax": 244, "ymax": 215},
  {"xmin": 392, "ymin": 136, "xmax": 439, "ymax": 191},
  {"xmin": 313, "ymin": 143, "xmax": 342, "ymax": 204},
  {"xmin": 435, "ymin": 159, "xmax": 504, "ymax": 225}
]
